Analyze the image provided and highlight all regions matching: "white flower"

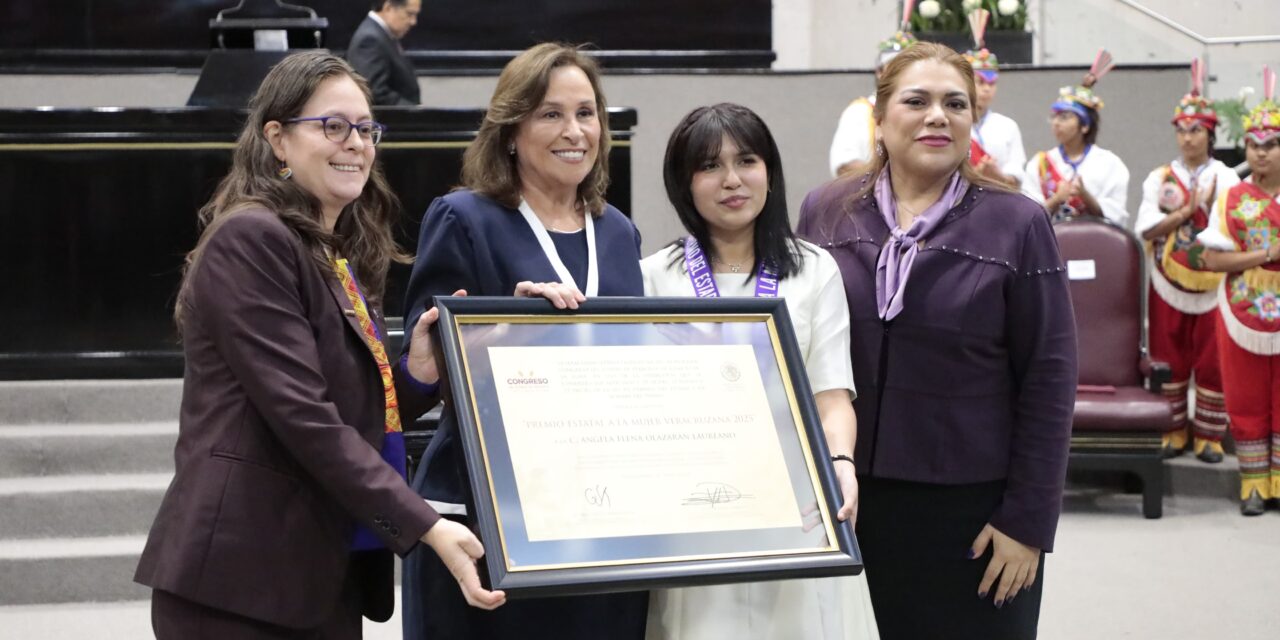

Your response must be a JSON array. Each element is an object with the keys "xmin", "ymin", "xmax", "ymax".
[
  {"xmin": 962, "ymin": 0, "xmax": 981, "ymax": 10},
  {"xmin": 1239, "ymin": 86, "xmax": 1256, "ymax": 100},
  {"xmin": 920, "ymin": 0, "xmax": 942, "ymax": 19},
  {"xmin": 997, "ymin": 0, "xmax": 1021, "ymax": 15}
]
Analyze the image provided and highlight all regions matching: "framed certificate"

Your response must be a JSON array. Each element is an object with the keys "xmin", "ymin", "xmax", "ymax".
[{"xmin": 434, "ymin": 296, "xmax": 862, "ymax": 598}]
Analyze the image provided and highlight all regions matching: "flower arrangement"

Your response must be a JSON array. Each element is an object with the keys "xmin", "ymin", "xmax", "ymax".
[{"xmin": 908, "ymin": 0, "xmax": 1027, "ymax": 33}]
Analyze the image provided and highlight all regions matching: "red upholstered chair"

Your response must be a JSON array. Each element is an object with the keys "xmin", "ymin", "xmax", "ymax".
[{"xmin": 1053, "ymin": 216, "xmax": 1173, "ymax": 519}]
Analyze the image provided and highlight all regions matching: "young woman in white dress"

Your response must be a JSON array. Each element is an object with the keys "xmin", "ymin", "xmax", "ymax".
[{"xmin": 641, "ymin": 103, "xmax": 879, "ymax": 640}]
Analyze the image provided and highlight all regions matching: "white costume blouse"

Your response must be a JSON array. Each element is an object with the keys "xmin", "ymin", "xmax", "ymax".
[
  {"xmin": 829, "ymin": 96, "xmax": 876, "ymax": 178},
  {"xmin": 972, "ymin": 110, "xmax": 1028, "ymax": 186},
  {"xmin": 1022, "ymin": 145, "xmax": 1131, "ymax": 228},
  {"xmin": 640, "ymin": 240, "xmax": 877, "ymax": 640},
  {"xmin": 1136, "ymin": 158, "xmax": 1240, "ymax": 237}
]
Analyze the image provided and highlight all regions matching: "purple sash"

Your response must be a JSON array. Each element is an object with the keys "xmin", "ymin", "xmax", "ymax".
[{"xmin": 683, "ymin": 236, "xmax": 779, "ymax": 298}]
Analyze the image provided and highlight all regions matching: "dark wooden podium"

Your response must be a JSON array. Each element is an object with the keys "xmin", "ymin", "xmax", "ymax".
[{"xmin": 0, "ymin": 107, "xmax": 635, "ymax": 379}]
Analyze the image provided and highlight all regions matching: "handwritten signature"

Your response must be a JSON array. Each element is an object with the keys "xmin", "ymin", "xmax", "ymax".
[
  {"xmin": 682, "ymin": 482, "xmax": 749, "ymax": 507},
  {"xmin": 584, "ymin": 485, "xmax": 611, "ymax": 507}
]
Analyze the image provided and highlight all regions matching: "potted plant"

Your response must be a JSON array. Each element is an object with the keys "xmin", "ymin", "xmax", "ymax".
[
  {"xmin": 1212, "ymin": 87, "xmax": 1254, "ymax": 169},
  {"xmin": 907, "ymin": 0, "xmax": 1032, "ymax": 64}
]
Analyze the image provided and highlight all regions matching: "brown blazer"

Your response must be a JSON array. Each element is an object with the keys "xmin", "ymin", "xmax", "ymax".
[{"xmin": 134, "ymin": 208, "xmax": 440, "ymax": 629}]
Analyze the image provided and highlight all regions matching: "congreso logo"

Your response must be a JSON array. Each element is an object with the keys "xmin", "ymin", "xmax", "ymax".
[{"xmin": 506, "ymin": 369, "xmax": 549, "ymax": 386}]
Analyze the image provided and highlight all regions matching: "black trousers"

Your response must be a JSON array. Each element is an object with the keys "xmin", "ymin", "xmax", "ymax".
[
  {"xmin": 401, "ymin": 516, "xmax": 649, "ymax": 640},
  {"xmin": 856, "ymin": 476, "xmax": 1044, "ymax": 640},
  {"xmin": 151, "ymin": 575, "xmax": 363, "ymax": 640}
]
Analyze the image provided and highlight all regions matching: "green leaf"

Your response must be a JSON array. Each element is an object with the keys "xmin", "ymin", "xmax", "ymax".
[{"xmin": 1214, "ymin": 97, "xmax": 1249, "ymax": 149}]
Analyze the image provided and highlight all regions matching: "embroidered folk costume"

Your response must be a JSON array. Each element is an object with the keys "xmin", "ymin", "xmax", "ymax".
[
  {"xmin": 1022, "ymin": 50, "xmax": 1132, "ymax": 227},
  {"xmin": 1135, "ymin": 59, "xmax": 1240, "ymax": 461},
  {"xmin": 963, "ymin": 10, "xmax": 1027, "ymax": 186},
  {"xmin": 828, "ymin": 4, "xmax": 918, "ymax": 177},
  {"xmin": 1197, "ymin": 66, "xmax": 1280, "ymax": 513}
]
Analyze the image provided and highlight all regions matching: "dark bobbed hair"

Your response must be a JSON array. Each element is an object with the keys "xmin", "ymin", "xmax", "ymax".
[
  {"xmin": 849, "ymin": 41, "xmax": 1011, "ymax": 197},
  {"xmin": 371, "ymin": 0, "xmax": 408, "ymax": 10},
  {"xmin": 1081, "ymin": 107, "xmax": 1101, "ymax": 145},
  {"xmin": 176, "ymin": 51, "xmax": 406, "ymax": 328},
  {"xmin": 662, "ymin": 103, "xmax": 806, "ymax": 280},
  {"xmin": 460, "ymin": 43, "xmax": 611, "ymax": 216},
  {"xmin": 1055, "ymin": 107, "xmax": 1100, "ymax": 146}
]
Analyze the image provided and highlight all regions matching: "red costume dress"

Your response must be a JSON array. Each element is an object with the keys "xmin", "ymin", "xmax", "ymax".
[
  {"xmin": 1200, "ymin": 179, "xmax": 1280, "ymax": 501},
  {"xmin": 1136, "ymin": 66, "xmax": 1240, "ymax": 459}
]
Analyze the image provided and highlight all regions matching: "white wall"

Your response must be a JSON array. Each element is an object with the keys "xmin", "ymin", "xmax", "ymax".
[
  {"xmin": 774, "ymin": 0, "xmax": 900, "ymax": 70},
  {"xmin": 774, "ymin": 0, "xmax": 1280, "ymax": 101},
  {"xmin": 0, "ymin": 66, "xmax": 1186, "ymax": 247},
  {"xmin": 1034, "ymin": 0, "xmax": 1280, "ymax": 103}
]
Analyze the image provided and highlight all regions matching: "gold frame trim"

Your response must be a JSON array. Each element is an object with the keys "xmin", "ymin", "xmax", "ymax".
[
  {"xmin": 453, "ymin": 312, "xmax": 841, "ymax": 573},
  {"xmin": 1071, "ymin": 436, "xmax": 1162, "ymax": 449}
]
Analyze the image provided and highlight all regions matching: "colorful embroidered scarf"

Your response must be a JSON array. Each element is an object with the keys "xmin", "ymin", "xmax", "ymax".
[{"xmin": 331, "ymin": 257, "xmax": 406, "ymax": 551}]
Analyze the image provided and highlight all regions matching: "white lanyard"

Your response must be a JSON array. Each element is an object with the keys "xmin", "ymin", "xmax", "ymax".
[{"xmin": 517, "ymin": 198, "xmax": 599, "ymax": 296}]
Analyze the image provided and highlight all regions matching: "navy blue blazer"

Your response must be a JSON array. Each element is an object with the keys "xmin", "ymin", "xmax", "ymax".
[{"xmin": 401, "ymin": 189, "xmax": 644, "ymax": 507}]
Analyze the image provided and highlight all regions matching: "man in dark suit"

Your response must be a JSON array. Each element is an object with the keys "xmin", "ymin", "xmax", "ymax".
[{"xmin": 347, "ymin": 0, "xmax": 422, "ymax": 105}]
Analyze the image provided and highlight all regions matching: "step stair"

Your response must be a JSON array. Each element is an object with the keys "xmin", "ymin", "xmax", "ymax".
[
  {"xmin": 0, "ymin": 378, "xmax": 1248, "ymax": 607},
  {"xmin": 0, "ymin": 380, "xmax": 179, "ymax": 606}
]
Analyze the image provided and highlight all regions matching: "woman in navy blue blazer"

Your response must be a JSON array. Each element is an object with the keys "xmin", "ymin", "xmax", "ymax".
[{"xmin": 399, "ymin": 43, "xmax": 647, "ymax": 640}]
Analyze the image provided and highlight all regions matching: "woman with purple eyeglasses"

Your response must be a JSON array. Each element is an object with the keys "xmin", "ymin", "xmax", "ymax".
[{"xmin": 135, "ymin": 51, "xmax": 502, "ymax": 639}]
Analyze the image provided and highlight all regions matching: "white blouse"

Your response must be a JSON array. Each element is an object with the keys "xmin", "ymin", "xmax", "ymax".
[
  {"xmin": 973, "ymin": 110, "xmax": 1028, "ymax": 186},
  {"xmin": 1022, "ymin": 145, "xmax": 1132, "ymax": 228},
  {"xmin": 828, "ymin": 96, "xmax": 876, "ymax": 178},
  {"xmin": 641, "ymin": 240, "xmax": 856, "ymax": 398},
  {"xmin": 1136, "ymin": 158, "xmax": 1240, "ymax": 236}
]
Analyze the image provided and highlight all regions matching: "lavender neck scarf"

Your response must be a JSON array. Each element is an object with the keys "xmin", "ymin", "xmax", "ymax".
[{"xmin": 874, "ymin": 167, "xmax": 970, "ymax": 320}]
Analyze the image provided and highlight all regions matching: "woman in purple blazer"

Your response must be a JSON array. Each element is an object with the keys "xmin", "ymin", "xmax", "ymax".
[
  {"xmin": 797, "ymin": 42, "xmax": 1077, "ymax": 639},
  {"xmin": 134, "ymin": 52, "xmax": 502, "ymax": 639}
]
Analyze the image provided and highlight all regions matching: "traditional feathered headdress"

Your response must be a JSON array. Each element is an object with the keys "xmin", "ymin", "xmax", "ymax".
[
  {"xmin": 1243, "ymin": 65, "xmax": 1280, "ymax": 144},
  {"xmin": 1171, "ymin": 58, "xmax": 1218, "ymax": 130},
  {"xmin": 963, "ymin": 10, "xmax": 999, "ymax": 83},
  {"xmin": 876, "ymin": 0, "xmax": 919, "ymax": 68},
  {"xmin": 1052, "ymin": 49, "xmax": 1114, "ymax": 125}
]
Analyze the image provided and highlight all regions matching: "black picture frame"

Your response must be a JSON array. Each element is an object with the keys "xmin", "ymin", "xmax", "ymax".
[{"xmin": 434, "ymin": 296, "xmax": 862, "ymax": 599}]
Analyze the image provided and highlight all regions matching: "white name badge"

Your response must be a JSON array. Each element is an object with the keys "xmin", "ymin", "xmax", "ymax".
[{"xmin": 1067, "ymin": 259, "xmax": 1097, "ymax": 281}]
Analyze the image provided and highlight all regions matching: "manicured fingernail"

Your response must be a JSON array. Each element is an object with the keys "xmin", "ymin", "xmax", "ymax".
[
  {"xmin": 966, "ymin": 548, "xmax": 975, "ymax": 559},
  {"xmin": 978, "ymin": 591, "xmax": 987, "ymax": 599},
  {"xmin": 1008, "ymin": 593, "xmax": 1017, "ymax": 603},
  {"xmin": 995, "ymin": 599, "xmax": 1004, "ymax": 609}
]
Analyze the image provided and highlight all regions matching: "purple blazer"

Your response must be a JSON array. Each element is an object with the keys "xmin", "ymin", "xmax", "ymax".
[
  {"xmin": 135, "ymin": 209, "xmax": 440, "ymax": 628},
  {"xmin": 798, "ymin": 176, "xmax": 1077, "ymax": 552}
]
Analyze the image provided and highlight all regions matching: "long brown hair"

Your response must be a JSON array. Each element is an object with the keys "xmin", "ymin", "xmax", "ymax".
[
  {"xmin": 176, "ymin": 51, "xmax": 407, "ymax": 328},
  {"xmin": 460, "ymin": 43, "xmax": 611, "ymax": 215},
  {"xmin": 850, "ymin": 41, "xmax": 1010, "ymax": 198}
]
